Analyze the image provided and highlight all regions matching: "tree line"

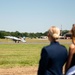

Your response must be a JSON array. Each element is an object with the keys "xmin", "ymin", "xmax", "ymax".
[{"xmin": 0, "ymin": 30, "xmax": 69, "ymax": 39}]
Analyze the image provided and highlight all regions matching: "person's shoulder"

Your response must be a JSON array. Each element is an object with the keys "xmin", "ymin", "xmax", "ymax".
[
  {"xmin": 60, "ymin": 44, "xmax": 67, "ymax": 49},
  {"xmin": 41, "ymin": 46, "xmax": 49, "ymax": 54},
  {"xmin": 43, "ymin": 45, "xmax": 50, "ymax": 48},
  {"xmin": 42, "ymin": 45, "xmax": 51, "ymax": 51},
  {"xmin": 69, "ymin": 44, "xmax": 75, "ymax": 49},
  {"xmin": 69, "ymin": 44, "xmax": 75, "ymax": 54}
]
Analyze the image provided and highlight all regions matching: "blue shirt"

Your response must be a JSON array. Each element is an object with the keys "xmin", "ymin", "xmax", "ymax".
[{"xmin": 38, "ymin": 41, "xmax": 68, "ymax": 75}]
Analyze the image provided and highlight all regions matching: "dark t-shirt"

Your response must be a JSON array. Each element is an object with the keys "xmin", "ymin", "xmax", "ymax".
[{"xmin": 70, "ymin": 54, "xmax": 75, "ymax": 68}]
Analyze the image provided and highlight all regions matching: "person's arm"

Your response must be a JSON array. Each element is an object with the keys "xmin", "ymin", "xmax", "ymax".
[
  {"xmin": 37, "ymin": 48, "xmax": 49, "ymax": 75},
  {"xmin": 65, "ymin": 44, "xmax": 74, "ymax": 72}
]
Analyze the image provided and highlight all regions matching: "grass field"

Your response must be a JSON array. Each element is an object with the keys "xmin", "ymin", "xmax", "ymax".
[
  {"xmin": 0, "ymin": 38, "xmax": 70, "ymax": 68},
  {"xmin": 0, "ymin": 43, "xmax": 46, "ymax": 68},
  {"xmin": 0, "ymin": 39, "xmax": 71, "ymax": 75}
]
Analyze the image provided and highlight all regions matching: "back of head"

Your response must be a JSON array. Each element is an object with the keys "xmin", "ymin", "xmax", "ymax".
[
  {"xmin": 71, "ymin": 24, "xmax": 75, "ymax": 37},
  {"xmin": 71, "ymin": 24, "xmax": 75, "ymax": 44},
  {"xmin": 48, "ymin": 26, "xmax": 60, "ymax": 40}
]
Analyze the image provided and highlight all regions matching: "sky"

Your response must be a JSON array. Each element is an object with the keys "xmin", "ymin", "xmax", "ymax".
[{"xmin": 0, "ymin": 0, "xmax": 75, "ymax": 33}]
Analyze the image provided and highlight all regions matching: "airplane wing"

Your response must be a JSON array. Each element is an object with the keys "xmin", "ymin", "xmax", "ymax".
[{"xmin": 4, "ymin": 36, "xmax": 26, "ymax": 43}]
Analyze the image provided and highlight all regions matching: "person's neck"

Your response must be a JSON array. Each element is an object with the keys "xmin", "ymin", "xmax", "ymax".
[{"xmin": 50, "ymin": 39, "xmax": 56, "ymax": 42}]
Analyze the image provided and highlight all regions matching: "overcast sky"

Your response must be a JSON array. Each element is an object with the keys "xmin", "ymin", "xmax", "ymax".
[{"xmin": 0, "ymin": 0, "xmax": 75, "ymax": 33}]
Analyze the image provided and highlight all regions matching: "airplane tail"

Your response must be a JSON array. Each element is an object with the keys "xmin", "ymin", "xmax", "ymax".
[{"xmin": 21, "ymin": 37, "xmax": 26, "ymax": 43}]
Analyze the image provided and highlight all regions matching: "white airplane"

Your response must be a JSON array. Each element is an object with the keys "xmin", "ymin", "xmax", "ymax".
[{"xmin": 4, "ymin": 36, "xmax": 26, "ymax": 43}]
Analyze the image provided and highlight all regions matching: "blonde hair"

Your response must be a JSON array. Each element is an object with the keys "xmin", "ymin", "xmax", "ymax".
[{"xmin": 48, "ymin": 26, "xmax": 60, "ymax": 39}]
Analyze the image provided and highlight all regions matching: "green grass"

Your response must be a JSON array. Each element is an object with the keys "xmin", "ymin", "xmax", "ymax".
[
  {"xmin": 0, "ymin": 44, "xmax": 47, "ymax": 68},
  {"xmin": 0, "ymin": 39, "xmax": 70, "ymax": 68}
]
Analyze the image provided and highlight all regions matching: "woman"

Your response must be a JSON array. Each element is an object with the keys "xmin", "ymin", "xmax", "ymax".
[
  {"xmin": 37, "ymin": 26, "xmax": 68, "ymax": 75},
  {"xmin": 65, "ymin": 24, "xmax": 75, "ymax": 75}
]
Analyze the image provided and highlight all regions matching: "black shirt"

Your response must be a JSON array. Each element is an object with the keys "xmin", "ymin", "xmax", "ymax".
[{"xmin": 70, "ymin": 54, "xmax": 75, "ymax": 68}]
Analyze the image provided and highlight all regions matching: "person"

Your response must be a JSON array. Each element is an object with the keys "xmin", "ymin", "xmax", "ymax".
[
  {"xmin": 37, "ymin": 26, "xmax": 68, "ymax": 75},
  {"xmin": 65, "ymin": 24, "xmax": 75, "ymax": 75}
]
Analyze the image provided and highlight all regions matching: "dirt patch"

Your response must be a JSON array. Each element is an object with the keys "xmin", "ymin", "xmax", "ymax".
[
  {"xmin": 0, "ymin": 66, "xmax": 65, "ymax": 75},
  {"xmin": 0, "ymin": 66, "xmax": 38, "ymax": 75}
]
